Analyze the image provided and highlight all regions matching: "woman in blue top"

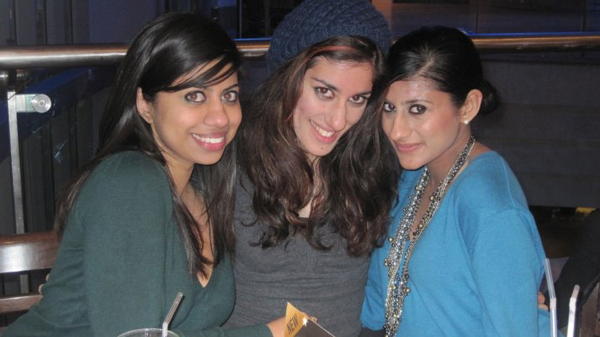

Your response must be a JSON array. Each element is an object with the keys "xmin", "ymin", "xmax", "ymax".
[{"xmin": 361, "ymin": 26, "xmax": 553, "ymax": 336}]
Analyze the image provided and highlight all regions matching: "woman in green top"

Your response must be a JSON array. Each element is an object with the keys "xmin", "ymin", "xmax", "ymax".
[{"xmin": 4, "ymin": 12, "xmax": 282, "ymax": 337}]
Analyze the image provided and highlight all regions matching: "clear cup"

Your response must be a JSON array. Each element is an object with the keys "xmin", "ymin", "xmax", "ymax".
[{"xmin": 117, "ymin": 328, "xmax": 179, "ymax": 337}]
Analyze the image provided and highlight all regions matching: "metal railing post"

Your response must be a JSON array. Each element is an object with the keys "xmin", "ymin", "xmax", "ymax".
[
  {"xmin": 7, "ymin": 87, "xmax": 24, "ymax": 234},
  {"xmin": 7, "ymin": 87, "xmax": 52, "ymax": 235}
]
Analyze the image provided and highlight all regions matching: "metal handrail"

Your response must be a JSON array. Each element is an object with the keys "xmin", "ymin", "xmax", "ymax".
[
  {"xmin": 2, "ymin": 33, "xmax": 600, "ymax": 69},
  {"xmin": 470, "ymin": 32, "xmax": 600, "ymax": 53},
  {"xmin": 0, "ymin": 39, "xmax": 270, "ymax": 69}
]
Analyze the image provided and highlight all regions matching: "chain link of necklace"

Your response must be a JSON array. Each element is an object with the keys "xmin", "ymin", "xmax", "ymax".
[{"xmin": 383, "ymin": 136, "xmax": 475, "ymax": 337}]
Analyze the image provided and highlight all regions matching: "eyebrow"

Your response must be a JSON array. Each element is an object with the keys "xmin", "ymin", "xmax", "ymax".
[
  {"xmin": 223, "ymin": 83, "xmax": 240, "ymax": 91},
  {"xmin": 311, "ymin": 77, "xmax": 371, "ymax": 96},
  {"xmin": 403, "ymin": 98, "xmax": 431, "ymax": 104},
  {"xmin": 197, "ymin": 83, "xmax": 240, "ymax": 92}
]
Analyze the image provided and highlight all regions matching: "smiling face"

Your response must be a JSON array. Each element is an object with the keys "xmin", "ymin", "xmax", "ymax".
[
  {"xmin": 381, "ymin": 77, "xmax": 479, "ymax": 178},
  {"xmin": 292, "ymin": 57, "xmax": 374, "ymax": 160},
  {"xmin": 136, "ymin": 64, "xmax": 241, "ymax": 173}
]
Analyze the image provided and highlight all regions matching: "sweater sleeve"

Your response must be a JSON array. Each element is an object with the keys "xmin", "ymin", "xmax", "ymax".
[
  {"xmin": 468, "ymin": 208, "xmax": 545, "ymax": 337},
  {"xmin": 361, "ymin": 245, "xmax": 388, "ymax": 330},
  {"xmin": 78, "ymin": 153, "xmax": 177, "ymax": 336}
]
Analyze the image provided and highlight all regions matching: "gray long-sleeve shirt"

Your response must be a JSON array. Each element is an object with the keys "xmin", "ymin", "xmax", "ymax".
[{"xmin": 225, "ymin": 174, "xmax": 369, "ymax": 337}]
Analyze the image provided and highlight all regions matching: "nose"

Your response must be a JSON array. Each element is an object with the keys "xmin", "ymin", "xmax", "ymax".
[
  {"xmin": 388, "ymin": 113, "xmax": 411, "ymax": 141},
  {"xmin": 204, "ymin": 100, "xmax": 229, "ymax": 128},
  {"xmin": 327, "ymin": 102, "xmax": 347, "ymax": 132}
]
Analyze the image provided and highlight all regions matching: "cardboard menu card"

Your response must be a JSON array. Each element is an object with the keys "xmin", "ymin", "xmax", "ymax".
[{"xmin": 284, "ymin": 302, "xmax": 335, "ymax": 337}]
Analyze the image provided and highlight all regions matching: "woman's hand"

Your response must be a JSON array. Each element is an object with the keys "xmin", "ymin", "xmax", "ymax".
[
  {"xmin": 38, "ymin": 273, "xmax": 50, "ymax": 295},
  {"xmin": 538, "ymin": 292, "xmax": 548, "ymax": 310},
  {"xmin": 267, "ymin": 317, "xmax": 286, "ymax": 337}
]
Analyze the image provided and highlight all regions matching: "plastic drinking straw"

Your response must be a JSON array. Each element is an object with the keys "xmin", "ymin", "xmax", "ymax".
[
  {"xmin": 566, "ymin": 285, "xmax": 580, "ymax": 337},
  {"xmin": 544, "ymin": 258, "xmax": 558, "ymax": 337},
  {"xmin": 162, "ymin": 292, "xmax": 184, "ymax": 337}
]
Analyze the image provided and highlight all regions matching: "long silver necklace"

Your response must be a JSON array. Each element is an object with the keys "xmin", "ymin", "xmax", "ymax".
[{"xmin": 383, "ymin": 136, "xmax": 475, "ymax": 337}]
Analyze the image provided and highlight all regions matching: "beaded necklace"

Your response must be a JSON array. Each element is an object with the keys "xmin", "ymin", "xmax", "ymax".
[{"xmin": 383, "ymin": 136, "xmax": 475, "ymax": 337}]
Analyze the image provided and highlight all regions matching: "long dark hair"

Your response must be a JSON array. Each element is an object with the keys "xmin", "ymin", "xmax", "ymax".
[
  {"xmin": 238, "ymin": 36, "xmax": 399, "ymax": 256},
  {"xmin": 54, "ymin": 12, "xmax": 242, "ymax": 276},
  {"xmin": 387, "ymin": 26, "xmax": 499, "ymax": 116}
]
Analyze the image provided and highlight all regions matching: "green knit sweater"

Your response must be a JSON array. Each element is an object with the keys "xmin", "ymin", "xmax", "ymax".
[{"xmin": 3, "ymin": 152, "xmax": 270, "ymax": 337}]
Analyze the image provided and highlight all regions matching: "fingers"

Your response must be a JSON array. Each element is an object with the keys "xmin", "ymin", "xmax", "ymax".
[
  {"xmin": 38, "ymin": 273, "xmax": 50, "ymax": 295},
  {"xmin": 267, "ymin": 316, "xmax": 286, "ymax": 337},
  {"xmin": 538, "ymin": 292, "xmax": 548, "ymax": 311}
]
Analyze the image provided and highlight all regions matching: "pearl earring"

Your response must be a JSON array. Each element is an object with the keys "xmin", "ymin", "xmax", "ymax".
[{"xmin": 463, "ymin": 120, "xmax": 470, "ymax": 125}]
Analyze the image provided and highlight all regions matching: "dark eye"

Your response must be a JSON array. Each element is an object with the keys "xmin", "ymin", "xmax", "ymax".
[
  {"xmin": 409, "ymin": 104, "xmax": 426, "ymax": 115},
  {"xmin": 222, "ymin": 90, "xmax": 239, "ymax": 103},
  {"xmin": 315, "ymin": 87, "xmax": 333, "ymax": 99},
  {"xmin": 184, "ymin": 91, "xmax": 206, "ymax": 103},
  {"xmin": 382, "ymin": 102, "xmax": 396, "ymax": 113},
  {"xmin": 349, "ymin": 95, "xmax": 367, "ymax": 106}
]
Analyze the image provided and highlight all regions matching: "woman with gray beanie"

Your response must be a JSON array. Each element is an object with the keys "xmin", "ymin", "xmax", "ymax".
[{"xmin": 227, "ymin": 0, "xmax": 398, "ymax": 336}]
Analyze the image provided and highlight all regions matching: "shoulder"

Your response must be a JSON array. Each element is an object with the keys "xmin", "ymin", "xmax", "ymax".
[
  {"xmin": 449, "ymin": 152, "xmax": 538, "ymax": 243},
  {"xmin": 76, "ymin": 152, "xmax": 172, "ymax": 215},
  {"xmin": 94, "ymin": 151, "xmax": 166, "ymax": 180},
  {"xmin": 87, "ymin": 152, "xmax": 169, "ymax": 190},
  {"xmin": 63, "ymin": 152, "xmax": 177, "ymax": 243},
  {"xmin": 453, "ymin": 151, "xmax": 528, "ymax": 209}
]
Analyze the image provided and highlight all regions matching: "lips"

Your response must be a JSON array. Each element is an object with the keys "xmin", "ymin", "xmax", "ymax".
[
  {"xmin": 310, "ymin": 120, "xmax": 337, "ymax": 143},
  {"xmin": 394, "ymin": 142, "xmax": 421, "ymax": 153},
  {"xmin": 191, "ymin": 132, "xmax": 227, "ymax": 151}
]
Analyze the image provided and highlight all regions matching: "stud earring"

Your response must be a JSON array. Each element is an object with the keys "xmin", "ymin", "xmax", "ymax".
[{"xmin": 463, "ymin": 120, "xmax": 470, "ymax": 125}]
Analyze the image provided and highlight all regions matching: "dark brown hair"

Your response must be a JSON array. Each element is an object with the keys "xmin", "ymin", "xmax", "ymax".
[{"xmin": 387, "ymin": 26, "xmax": 499, "ymax": 116}]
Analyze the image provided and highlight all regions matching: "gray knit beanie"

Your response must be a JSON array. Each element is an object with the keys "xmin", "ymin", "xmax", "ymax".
[{"xmin": 266, "ymin": 0, "xmax": 391, "ymax": 72}]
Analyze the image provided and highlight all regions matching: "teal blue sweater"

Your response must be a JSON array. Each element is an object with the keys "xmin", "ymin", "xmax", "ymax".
[
  {"xmin": 362, "ymin": 152, "xmax": 554, "ymax": 336},
  {"xmin": 4, "ymin": 152, "xmax": 270, "ymax": 337}
]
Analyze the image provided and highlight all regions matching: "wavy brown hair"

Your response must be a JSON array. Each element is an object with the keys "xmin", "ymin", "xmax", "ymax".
[{"xmin": 238, "ymin": 36, "xmax": 400, "ymax": 256}]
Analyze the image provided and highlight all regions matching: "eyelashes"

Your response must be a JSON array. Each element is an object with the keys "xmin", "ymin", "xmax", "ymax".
[
  {"xmin": 382, "ymin": 102, "xmax": 427, "ymax": 115},
  {"xmin": 314, "ymin": 87, "xmax": 369, "ymax": 106},
  {"xmin": 184, "ymin": 90, "xmax": 240, "ymax": 105}
]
